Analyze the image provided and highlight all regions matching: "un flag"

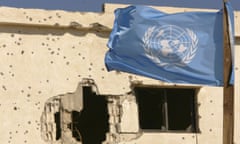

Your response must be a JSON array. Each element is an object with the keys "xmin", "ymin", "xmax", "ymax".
[{"xmin": 105, "ymin": 3, "xmax": 234, "ymax": 86}]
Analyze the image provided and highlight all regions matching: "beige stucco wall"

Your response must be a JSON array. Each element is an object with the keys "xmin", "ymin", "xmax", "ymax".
[{"xmin": 0, "ymin": 3, "xmax": 239, "ymax": 144}]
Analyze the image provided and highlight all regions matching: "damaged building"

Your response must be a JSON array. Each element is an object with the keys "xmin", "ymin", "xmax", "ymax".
[{"xmin": 0, "ymin": 3, "xmax": 240, "ymax": 144}]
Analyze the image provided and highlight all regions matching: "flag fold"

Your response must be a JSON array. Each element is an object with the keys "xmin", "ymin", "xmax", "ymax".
[{"xmin": 105, "ymin": 2, "xmax": 234, "ymax": 86}]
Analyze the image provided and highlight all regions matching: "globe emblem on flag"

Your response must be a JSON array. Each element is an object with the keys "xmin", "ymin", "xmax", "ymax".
[{"xmin": 143, "ymin": 25, "xmax": 198, "ymax": 67}]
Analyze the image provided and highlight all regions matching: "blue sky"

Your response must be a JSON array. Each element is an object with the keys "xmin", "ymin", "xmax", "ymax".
[{"xmin": 0, "ymin": 0, "xmax": 239, "ymax": 12}]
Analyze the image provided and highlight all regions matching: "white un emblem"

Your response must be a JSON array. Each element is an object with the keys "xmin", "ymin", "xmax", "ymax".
[{"xmin": 143, "ymin": 25, "xmax": 198, "ymax": 67}]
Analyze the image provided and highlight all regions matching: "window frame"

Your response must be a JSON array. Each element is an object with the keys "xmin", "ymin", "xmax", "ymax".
[{"xmin": 133, "ymin": 85, "xmax": 200, "ymax": 133}]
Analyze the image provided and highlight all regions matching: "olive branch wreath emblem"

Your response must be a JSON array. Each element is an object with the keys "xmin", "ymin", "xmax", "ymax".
[{"xmin": 142, "ymin": 26, "xmax": 198, "ymax": 67}]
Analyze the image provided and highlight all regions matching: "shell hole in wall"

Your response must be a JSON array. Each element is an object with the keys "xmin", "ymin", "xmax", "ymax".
[{"xmin": 45, "ymin": 87, "xmax": 109, "ymax": 144}]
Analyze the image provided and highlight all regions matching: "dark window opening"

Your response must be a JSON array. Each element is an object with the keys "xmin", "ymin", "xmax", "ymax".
[
  {"xmin": 54, "ymin": 87, "xmax": 109, "ymax": 144},
  {"xmin": 77, "ymin": 87, "xmax": 109, "ymax": 144},
  {"xmin": 54, "ymin": 112, "xmax": 61, "ymax": 140},
  {"xmin": 134, "ymin": 87, "xmax": 198, "ymax": 132}
]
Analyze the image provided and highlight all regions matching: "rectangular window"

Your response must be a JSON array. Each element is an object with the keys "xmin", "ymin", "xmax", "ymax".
[{"xmin": 134, "ymin": 87, "xmax": 198, "ymax": 132}]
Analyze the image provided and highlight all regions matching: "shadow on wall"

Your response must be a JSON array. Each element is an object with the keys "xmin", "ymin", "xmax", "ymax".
[{"xmin": 0, "ymin": 22, "xmax": 111, "ymax": 38}]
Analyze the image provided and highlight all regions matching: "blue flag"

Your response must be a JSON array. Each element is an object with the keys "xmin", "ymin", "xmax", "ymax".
[{"xmin": 105, "ymin": 3, "xmax": 233, "ymax": 86}]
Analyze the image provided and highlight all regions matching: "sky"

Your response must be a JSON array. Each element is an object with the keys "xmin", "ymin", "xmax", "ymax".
[{"xmin": 0, "ymin": 0, "xmax": 239, "ymax": 12}]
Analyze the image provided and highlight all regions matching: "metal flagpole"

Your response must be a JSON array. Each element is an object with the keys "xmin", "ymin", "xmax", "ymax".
[{"xmin": 222, "ymin": 0, "xmax": 234, "ymax": 144}]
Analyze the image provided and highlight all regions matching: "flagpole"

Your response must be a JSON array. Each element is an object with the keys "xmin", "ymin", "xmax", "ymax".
[{"xmin": 222, "ymin": 0, "xmax": 234, "ymax": 144}]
